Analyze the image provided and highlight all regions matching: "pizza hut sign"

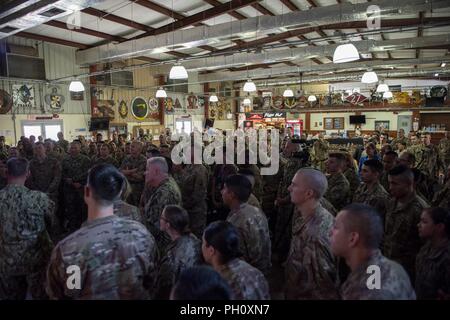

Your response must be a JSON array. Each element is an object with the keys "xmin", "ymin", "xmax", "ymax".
[{"xmin": 263, "ymin": 112, "xmax": 285, "ymax": 118}]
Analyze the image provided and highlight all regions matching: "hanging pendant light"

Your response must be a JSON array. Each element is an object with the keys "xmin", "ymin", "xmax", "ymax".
[
  {"xmin": 209, "ymin": 94, "xmax": 218, "ymax": 102},
  {"xmin": 361, "ymin": 71, "xmax": 378, "ymax": 84},
  {"xmin": 69, "ymin": 79, "xmax": 84, "ymax": 92},
  {"xmin": 243, "ymin": 98, "xmax": 251, "ymax": 105},
  {"xmin": 243, "ymin": 79, "xmax": 257, "ymax": 92},
  {"xmin": 156, "ymin": 87, "xmax": 167, "ymax": 98},
  {"xmin": 383, "ymin": 91, "xmax": 393, "ymax": 99},
  {"xmin": 376, "ymin": 83, "xmax": 389, "ymax": 93},
  {"xmin": 283, "ymin": 89, "xmax": 294, "ymax": 97},
  {"xmin": 169, "ymin": 63, "xmax": 188, "ymax": 79},
  {"xmin": 333, "ymin": 43, "xmax": 359, "ymax": 63},
  {"xmin": 308, "ymin": 95, "xmax": 317, "ymax": 102}
]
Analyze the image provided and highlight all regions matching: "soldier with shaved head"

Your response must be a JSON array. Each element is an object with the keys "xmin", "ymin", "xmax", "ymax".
[{"xmin": 120, "ymin": 141, "xmax": 147, "ymax": 206}]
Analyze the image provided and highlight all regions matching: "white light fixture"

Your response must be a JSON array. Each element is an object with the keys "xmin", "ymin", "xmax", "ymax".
[
  {"xmin": 69, "ymin": 80, "xmax": 84, "ymax": 92},
  {"xmin": 169, "ymin": 63, "xmax": 188, "ymax": 79},
  {"xmin": 243, "ymin": 98, "xmax": 251, "ymax": 105},
  {"xmin": 283, "ymin": 89, "xmax": 294, "ymax": 97},
  {"xmin": 383, "ymin": 91, "xmax": 393, "ymax": 99},
  {"xmin": 361, "ymin": 71, "xmax": 378, "ymax": 84},
  {"xmin": 155, "ymin": 87, "xmax": 167, "ymax": 98},
  {"xmin": 209, "ymin": 94, "xmax": 218, "ymax": 102},
  {"xmin": 308, "ymin": 95, "xmax": 317, "ymax": 102},
  {"xmin": 243, "ymin": 79, "xmax": 257, "ymax": 92},
  {"xmin": 333, "ymin": 43, "xmax": 359, "ymax": 63},
  {"xmin": 376, "ymin": 83, "xmax": 389, "ymax": 93},
  {"xmin": 226, "ymin": 112, "xmax": 233, "ymax": 119},
  {"xmin": 441, "ymin": 62, "xmax": 446, "ymax": 68},
  {"xmin": 434, "ymin": 73, "xmax": 439, "ymax": 77}
]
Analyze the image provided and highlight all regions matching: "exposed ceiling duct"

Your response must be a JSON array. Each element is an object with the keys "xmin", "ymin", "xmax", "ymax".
[
  {"xmin": 75, "ymin": 0, "xmax": 450, "ymax": 65},
  {"xmin": 199, "ymin": 56, "xmax": 450, "ymax": 83},
  {"xmin": 186, "ymin": 34, "xmax": 450, "ymax": 72},
  {"xmin": 254, "ymin": 68, "xmax": 450, "ymax": 87},
  {"xmin": 0, "ymin": 0, "xmax": 106, "ymax": 40}
]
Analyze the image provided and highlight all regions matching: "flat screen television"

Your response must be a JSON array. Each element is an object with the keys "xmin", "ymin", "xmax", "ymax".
[
  {"xmin": 89, "ymin": 117, "xmax": 110, "ymax": 131},
  {"xmin": 349, "ymin": 115, "xmax": 366, "ymax": 124}
]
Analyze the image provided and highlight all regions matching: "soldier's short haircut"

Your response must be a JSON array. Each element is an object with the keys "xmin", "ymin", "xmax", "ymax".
[
  {"xmin": 388, "ymin": 165, "xmax": 414, "ymax": 184},
  {"xmin": 341, "ymin": 203, "xmax": 383, "ymax": 249},
  {"xmin": 148, "ymin": 157, "xmax": 168, "ymax": 174},
  {"xmin": 163, "ymin": 205, "xmax": 191, "ymax": 235},
  {"xmin": 384, "ymin": 151, "xmax": 398, "ymax": 158},
  {"xmin": 7, "ymin": 157, "xmax": 29, "ymax": 177},
  {"xmin": 171, "ymin": 266, "xmax": 232, "ymax": 300},
  {"xmin": 224, "ymin": 174, "xmax": 252, "ymax": 202},
  {"xmin": 146, "ymin": 148, "xmax": 161, "ymax": 157},
  {"xmin": 203, "ymin": 221, "xmax": 241, "ymax": 263},
  {"xmin": 297, "ymin": 168, "xmax": 328, "ymax": 199},
  {"xmin": 399, "ymin": 151, "xmax": 415, "ymax": 164},
  {"xmin": 328, "ymin": 152, "xmax": 347, "ymax": 164},
  {"xmin": 363, "ymin": 159, "xmax": 383, "ymax": 174},
  {"xmin": 424, "ymin": 207, "xmax": 450, "ymax": 237},
  {"xmin": 70, "ymin": 140, "xmax": 81, "ymax": 147},
  {"xmin": 87, "ymin": 164, "xmax": 125, "ymax": 206},
  {"xmin": 34, "ymin": 142, "xmax": 44, "ymax": 147},
  {"xmin": 399, "ymin": 141, "xmax": 407, "ymax": 147}
]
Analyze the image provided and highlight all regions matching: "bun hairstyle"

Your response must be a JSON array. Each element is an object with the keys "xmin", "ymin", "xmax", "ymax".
[
  {"xmin": 203, "ymin": 221, "xmax": 241, "ymax": 263},
  {"xmin": 87, "ymin": 164, "xmax": 125, "ymax": 206},
  {"xmin": 163, "ymin": 205, "xmax": 191, "ymax": 235}
]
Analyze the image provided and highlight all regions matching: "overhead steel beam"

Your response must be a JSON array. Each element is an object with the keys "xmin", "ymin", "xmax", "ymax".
[
  {"xmin": 81, "ymin": 7, "xmax": 154, "ymax": 32},
  {"xmin": 16, "ymin": 31, "xmax": 89, "ymax": 49},
  {"xmin": 203, "ymin": 0, "xmax": 247, "ymax": 20}
]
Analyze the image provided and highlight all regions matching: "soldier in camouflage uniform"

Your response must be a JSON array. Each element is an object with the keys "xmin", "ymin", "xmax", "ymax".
[
  {"xmin": 120, "ymin": 141, "xmax": 146, "ymax": 206},
  {"xmin": 61, "ymin": 141, "xmax": 91, "ymax": 233},
  {"xmin": 113, "ymin": 179, "xmax": 143, "ymax": 224},
  {"xmin": 261, "ymin": 154, "xmax": 284, "ymax": 233},
  {"xmin": 239, "ymin": 168, "xmax": 262, "ymax": 209},
  {"xmin": 390, "ymin": 128, "xmax": 410, "ymax": 151},
  {"xmin": 238, "ymin": 151, "xmax": 263, "ymax": 201},
  {"xmin": 56, "ymin": 131, "xmax": 69, "ymax": 153},
  {"xmin": 384, "ymin": 165, "xmax": 429, "ymax": 281},
  {"xmin": 92, "ymin": 143, "xmax": 118, "ymax": 168},
  {"xmin": 155, "ymin": 205, "xmax": 202, "ymax": 299},
  {"xmin": 354, "ymin": 159, "xmax": 390, "ymax": 223},
  {"xmin": 46, "ymin": 164, "xmax": 157, "ymax": 299},
  {"xmin": 0, "ymin": 158, "xmax": 54, "ymax": 299},
  {"xmin": 173, "ymin": 154, "xmax": 209, "ymax": 239},
  {"xmin": 324, "ymin": 153, "xmax": 350, "ymax": 211},
  {"xmin": 44, "ymin": 139, "xmax": 65, "ymax": 161},
  {"xmin": 202, "ymin": 221, "xmax": 270, "ymax": 300},
  {"xmin": 222, "ymin": 175, "xmax": 271, "ymax": 275},
  {"xmin": 380, "ymin": 151, "xmax": 398, "ymax": 191},
  {"xmin": 331, "ymin": 203, "xmax": 416, "ymax": 300},
  {"xmin": 144, "ymin": 157, "xmax": 182, "ymax": 253},
  {"xmin": 406, "ymin": 132, "xmax": 422, "ymax": 167},
  {"xmin": 343, "ymin": 152, "xmax": 361, "ymax": 194},
  {"xmin": 438, "ymin": 131, "xmax": 450, "ymax": 169},
  {"xmin": 274, "ymin": 140, "xmax": 304, "ymax": 260},
  {"xmin": 285, "ymin": 168, "xmax": 339, "ymax": 299},
  {"xmin": 0, "ymin": 160, "xmax": 6, "ymax": 190},
  {"xmin": 415, "ymin": 207, "xmax": 450, "ymax": 300},
  {"xmin": 432, "ymin": 165, "xmax": 450, "ymax": 209},
  {"xmin": 0, "ymin": 137, "xmax": 8, "ymax": 162},
  {"xmin": 311, "ymin": 134, "xmax": 329, "ymax": 172},
  {"xmin": 417, "ymin": 132, "xmax": 442, "ymax": 178}
]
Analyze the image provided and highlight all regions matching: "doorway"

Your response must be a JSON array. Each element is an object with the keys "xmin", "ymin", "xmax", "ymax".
[{"xmin": 21, "ymin": 120, "xmax": 63, "ymax": 141}]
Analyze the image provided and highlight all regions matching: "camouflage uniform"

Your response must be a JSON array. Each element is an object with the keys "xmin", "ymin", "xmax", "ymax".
[
  {"xmin": 56, "ymin": 139, "xmax": 69, "ymax": 153},
  {"xmin": 343, "ymin": 168, "xmax": 361, "ymax": 194},
  {"xmin": 285, "ymin": 205, "xmax": 339, "ymax": 300},
  {"xmin": 416, "ymin": 144, "xmax": 441, "ymax": 178},
  {"xmin": 353, "ymin": 182, "xmax": 390, "ymax": 223},
  {"xmin": 274, "ymin": 156, "xmax": 303, "ymax": 257},
  {"xmin": 217, "ymin": 258, "xmax": 270, "ymax": 300},
  {"xmin": 48, "ymin": 150, "xmax": 65, "ymax": 162},
  {"xmin": 113, "ymin": 200, "xmax": 143, "ymax": 224},
  {"xmin": 407, "ymin": 144, "xmax": 423, "ymax": 168},
  {"xmin": 432, "ymin": 181, "xmax": 450, "ymax": 209},
  {"xmin": 261, "ymin": 158, "xmax": 284, "ymax": 233},
  {"xmin": 390, "ymin": 136, "xmax": 410, "ymax": 150},
  {"xmin": 155, "ymin": 234, "xmax": 202, "ymax": 299},
  {"xmin": 227, "ymin": 203, "xmax": 271, "ymax": 275},
  {"xmin": 238, "ymin": 163, "xmax": 263, "ymax": 200},
  {"xmin": 380, "ymin": 171, "xmax": 389, "ymax": 192},
  {"xmin": 320, "ymin": 197, "xmax": 337, "ymax": 216},
  {"xmin": 62, "ymin": 153, "xmax": 91, "ymax": 232},
  {"xmin": 324, "ymin": 172, "xmax": 350, "ymax": 211},
  {"xmin": 384, "ymin": 193, "xmax": 429, "ymax": 281},
  {"xmin": 341, "ymin": 250, "xmax": 416, "ymax": 300},
  {"xmin": 247, "ymin": 193, "xmax": 262, "ymax": 209},
  {"xmin": 415, "ymin": 240, "xmax": 450, "ymax": 300},
  {"xmin": 0, "ymin": 185, "xmax": 54, "ymax": 299},
  {"xmin": 143, "ymin": 177, "xmax": 182, "ymax": 253},
  {"xmin": 46, "ymin": 215, "xmax": 157, "ymax": 299},
  {"xmin": 120, "ymin": 154, "xmax": 147, "ymax": 206},
  {"xmin": 438, "ymin": 137, "xmax": 450, "ymax": 168},
  {"xmin": 311, "ymin": 139, "xmax": 329, "ymax": 172},
  {"xmin": 174, "ymin": 164, "xmax": 208, "ymax": 239},
  {"xmin": 92, "ymin": 155, "xmax": 119, "ymax": 168},
  {"xmin": 27, "ymin": 156, "xmax": 62, "ymax": 203}
]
